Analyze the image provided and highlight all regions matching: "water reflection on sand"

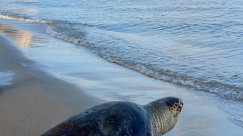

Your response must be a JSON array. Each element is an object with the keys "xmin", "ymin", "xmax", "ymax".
[{"xmin": 0, "ymin": 23, "xmax": 32, "ymax": 48}]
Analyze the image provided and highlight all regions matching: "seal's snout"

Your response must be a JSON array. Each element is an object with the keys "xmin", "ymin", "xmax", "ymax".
[{"xmin": 178, "ymin": 100, "xmax": 183, "ymax": 112}]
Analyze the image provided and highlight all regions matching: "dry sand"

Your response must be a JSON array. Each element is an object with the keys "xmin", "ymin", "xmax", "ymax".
[{"xmin": 0, "ymin": 35, "xmax": 101, "ymax": 136}]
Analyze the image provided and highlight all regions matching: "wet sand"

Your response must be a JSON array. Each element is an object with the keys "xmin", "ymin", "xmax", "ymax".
[
  {"xmin": 0, "ymin": 20, "xmax": 243, "ymax": 136},
  {"xmin": 0, "ymin": 35, "xmax": 101, "ymax": 135}
]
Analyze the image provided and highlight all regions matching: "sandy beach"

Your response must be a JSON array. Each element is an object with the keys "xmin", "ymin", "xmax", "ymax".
[
  {"xmin": 0, "ymin": 19, "xmax": 243, "ymax": 136},
  {"xmin": 0, "ymin": 34, "xmax": 101, "ymax": 135}
]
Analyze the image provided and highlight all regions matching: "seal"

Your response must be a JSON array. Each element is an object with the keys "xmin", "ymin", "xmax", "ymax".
[{"xmin": 42, "ymin": 97, "xmax": 183, "ymax": 136}]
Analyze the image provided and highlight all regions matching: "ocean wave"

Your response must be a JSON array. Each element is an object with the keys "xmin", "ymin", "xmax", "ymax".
[
  {"xmin": 103, "ymin": 58, "xmax": 243, "ymax": 101},
  {"xmin": 46, "ymin": 21, "xmax": 243, "ymax": 101},
  {"xmin": 0, "ymin": 11, "xmax": 48, "ymax": 23}
]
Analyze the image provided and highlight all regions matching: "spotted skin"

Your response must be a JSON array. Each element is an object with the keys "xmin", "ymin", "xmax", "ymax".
[{"xmin": 163, "ymin": 97, "xmax": 183, "ymax": 119}]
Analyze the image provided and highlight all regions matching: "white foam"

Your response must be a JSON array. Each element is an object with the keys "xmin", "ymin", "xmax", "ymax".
[{"xmin": 0, "ymin": 14, "xmax": 48, "ymax": 24}]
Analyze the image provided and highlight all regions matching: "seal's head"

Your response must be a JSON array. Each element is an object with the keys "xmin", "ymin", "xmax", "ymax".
[
  {"xmin": 144, "ymin": 96, "xmax": 183, "ymax": 135},
  {"xmin": 163, "ymin": 97, "xmax": 183, "ymax": 120}
]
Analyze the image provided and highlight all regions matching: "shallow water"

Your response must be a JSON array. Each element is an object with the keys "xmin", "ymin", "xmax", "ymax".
[{"xmin": 0, "ymin": 0, "xmax": 242, "ymax": 101}]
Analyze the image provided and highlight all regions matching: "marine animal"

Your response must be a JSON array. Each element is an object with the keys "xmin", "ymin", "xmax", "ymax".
[{"xmin": 43, "ymin": 97, "xmax": 183, "ymax": 136}]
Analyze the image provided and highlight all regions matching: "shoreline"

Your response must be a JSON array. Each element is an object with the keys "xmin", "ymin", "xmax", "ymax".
[
  {"xmin": 0, "ymin": 35, "xmax": 102, "ymax": 135},
  {"xmin": 0, "ymin": 19, "xmax": 243, "ymax": 136}
]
